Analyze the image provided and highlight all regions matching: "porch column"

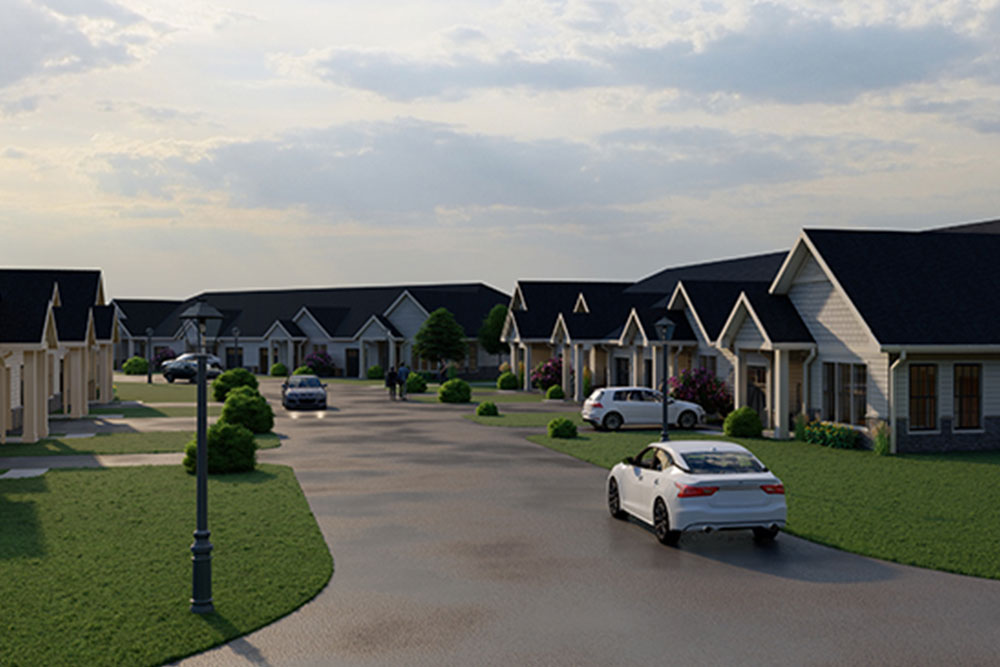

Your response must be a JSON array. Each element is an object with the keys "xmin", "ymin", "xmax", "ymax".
[
  {"xmin": 22, "ymin": 350, "xmax": 49, "ymax": 443},
  {"xmin": 265, "ymin": 343, "xmax": 272, "ymax": 374},
  {"xmin": 774, "ymin": 349, "xmax": 791, "ymax": 439},
  {"xmin": 359, "ymin": 342, "xmax": 367, "ymax": 378},
  {"xmin": 127, "ymin": 337, "xmax": 135, "ymax": 361},
  {"xmin": 667, "ymin": 345, "xmax": 676, "ymax": 379},
  {"xmin": 651, "ymin": 345, "xmax": 661, "ymax": 392},
  {"xmin": 509, "ymin": 343, "xmax": 517, "ymax": 372},
  {"xmin": 560, "ymin": 343, "xmax": 570, "ymax": 393},
  {"xmin": 88, "ymin": 348, "xmax": 98, "ymax": 401},
  {"xmin": 389, "ymin": 338, "xmax": 397, "ymax": 370},
  {"xmin": 631, "ymin": 345, "xmax": 641, "ymax": 385},
  {"xmin": 733, "ymin": 351, "xmax": 745, "ymax": 410},
  {"xmin": 605, "ymin": 349, "xmax": 614, "ymax": 387},
  {"xmin": 68, "ymin": 348, "xmax": 87, "ymax": 419},
  {"xmin": 572, "ymin": 344, "xmax": 584, "ymax": 401},
  {"xmin": 0, "ymin": 362, "xmax": 8, "ymax": 444},
  {"xmin": 287, "ymin": 340, "xmax": 294, "ymax": 369},
  {"xmin": 99, "ymin": 344, "xmax": 113, "ymax": 403},
  {"xmin": 522, "ymin": 345, "xmax": 532, "ymax": 391}
]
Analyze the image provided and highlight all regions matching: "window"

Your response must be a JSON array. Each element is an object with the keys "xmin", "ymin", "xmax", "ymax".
[
  {"xmin": 954, "ymin": 364, "xmax": 981, "ymax": 430},
  {"xmin": 823, "ymin": 362, "xmax": 868, "ymax": 426},
  {"xmin": 909, "ymin": 365, "xmax": 937, "ymax": 431},
  {"xmin": 698, "ymin": 355, "xmax": 717, "ymax": 376}
]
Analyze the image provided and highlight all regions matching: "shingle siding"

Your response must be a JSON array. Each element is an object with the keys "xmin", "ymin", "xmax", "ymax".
[{"xmin": 386, "ymin": 297, "xmax": 428, "ymax": 339}]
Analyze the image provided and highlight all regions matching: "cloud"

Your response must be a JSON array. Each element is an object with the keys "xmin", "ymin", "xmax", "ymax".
[
  {"xmin": 0, "ymin": 95, "xmax": 42, "ymax": 116},
  {"xmin": 93, "ymin": 118, "xmax": 912, "ymax": 223},
  {"xmin": 310, "ymin": 3, "xmax": 979, "ymax": 104},
  {"xmin": 0, "ymin": 0, "xmax": 147, "ymax": 89},
  {"xmin": 898, "ymin": 96, "xmax": 1000, "ymax": 134},
  {"xmin": 3, "ymin": 147, "xmax": 28, "ymax": 159}
]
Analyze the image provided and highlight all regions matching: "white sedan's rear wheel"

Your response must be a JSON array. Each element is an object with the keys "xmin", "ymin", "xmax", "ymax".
[{"xmin": 653, "ymin": 499, "xmax": 681, "ymax": 547}]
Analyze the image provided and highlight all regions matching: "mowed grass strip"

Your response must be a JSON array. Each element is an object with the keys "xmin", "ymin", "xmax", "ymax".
[
  {"xmin": 406, "ymin": 388, "xmax": 547, "ymax": 405},
  {"xmin": 115, "ymin": 382, "xmax": 204, "ymax": 403},
  {"xmin": 0, "ymin": 464, "xmax": 332, "ymax": 666},
  {"xmin": 0, "ymin": 432, "xmax": 281, "ymax": 457},
  {"xmin": 527, "ymin": 429, "xmax": 1000, "ymax": 580},
  {"xmin": 91, "ymin": 405, "xmax": 224, "ymax": 418},
  {"xmin": 465, "ymin": 411, "xmax": 587, "ymax": 428}
]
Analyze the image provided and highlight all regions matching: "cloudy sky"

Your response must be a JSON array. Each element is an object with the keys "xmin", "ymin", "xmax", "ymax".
[{"xmin": 2, "ymin": 1, "xmax": 999, "ymax": 298}]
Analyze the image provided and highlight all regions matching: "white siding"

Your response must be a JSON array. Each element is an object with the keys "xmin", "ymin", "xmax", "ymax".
[
  {"xmin": 294, "ymin": 312, "xmax": 328, "ymax": 341},
  {"xmin": 385, "ymin": 297, "xmax": 427, "ymax": 339},
  {"xmin": 734, "ymin": 314, "xmax": 765, "ymax": 349}
]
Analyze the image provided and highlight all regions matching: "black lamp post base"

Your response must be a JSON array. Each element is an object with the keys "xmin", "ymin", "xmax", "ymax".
[{"xmin": 191, "ymin": 530, "xmax": 214, "ymax": 614}]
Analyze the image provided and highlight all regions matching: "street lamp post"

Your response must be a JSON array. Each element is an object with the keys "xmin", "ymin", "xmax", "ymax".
[
  {"xmin": 655, "ymin": 316, "xmax": 676, "ymax": 442},
  {"xmin": 180, "ymin": 299, "xmax": 224, "ymax": 614},
  {"xmin": 145, "ymin": 327, "xmax": 154, "ymax": 384},
  {"xmin": 231, "ymin": 326, "xmax": 240, "ymax": 369}
]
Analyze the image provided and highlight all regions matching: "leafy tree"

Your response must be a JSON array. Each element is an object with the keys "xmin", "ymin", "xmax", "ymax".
[
  {"xmin": 477, "ymin": 304, "xmax": 508, "ymax": 365},
  {"xmin": 414, "ymin": 308, "xmax": 467, "ymax": 366}
]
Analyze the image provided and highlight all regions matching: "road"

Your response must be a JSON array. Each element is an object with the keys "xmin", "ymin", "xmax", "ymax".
[{"xmin": 165, "ymin": 380, "xmax": 1000, "ymax": 666}]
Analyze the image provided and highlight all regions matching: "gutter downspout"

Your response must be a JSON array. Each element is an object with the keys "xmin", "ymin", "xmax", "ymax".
[
  {"xmin": 801, "ymin": 347, "xmax": 817, "ymax": 419},
  {"xmin": 888, "ymin": 351, "xmax": 907, "ymax": 454}
]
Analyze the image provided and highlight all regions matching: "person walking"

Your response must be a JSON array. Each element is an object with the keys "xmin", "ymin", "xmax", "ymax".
[
  {"xmin": 386, "ymin": 366, "xmax": 398, "ymax": 400},
  {"xmin": 397, "ymin": 362, "xmax": 410, "ymax": 401}
]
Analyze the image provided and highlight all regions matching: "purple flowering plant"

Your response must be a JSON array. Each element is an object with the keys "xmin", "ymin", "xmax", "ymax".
[
  {"xmin": 668, "ymin": 367, "xmax": 733, "ymax": 416},
  {"xmin": 530, "ymin": 356, "xmax": 565, "ymax": 391},
  {"xmin": 303, "ymin": 350, "xmax": 335, "ymax": 376}
]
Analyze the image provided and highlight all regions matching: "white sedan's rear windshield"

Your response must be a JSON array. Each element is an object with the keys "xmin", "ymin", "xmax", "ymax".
[{"xmin": 681, "ymin": 452, "xmax": 765, "ymax": 474}]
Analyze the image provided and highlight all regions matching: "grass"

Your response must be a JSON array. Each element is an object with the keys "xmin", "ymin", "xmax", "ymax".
[
  {"xmin": 0, "ymin": 432, "xmax": 281, "ymax": 457},
  {"xmin": 114, "ymin": 382, "xmax": 205, "ymax": 404},
  {"xmin": 465, "ymin": 411, "xmax": 587, "ymax": 428},
  {"xmin": 525, "ymin": 429, "xmax": 1000, "ymax": 580},
  {"xmin": 0, "ymin": 464, "xmax": 332, "ymax": 666},
  {"xmin": 90, "ymin": 406, "xmax": 224, "ymax": 418},
  {"xmin": 407, "ymin": 387, "xmax": 549, "ymax": 404}
]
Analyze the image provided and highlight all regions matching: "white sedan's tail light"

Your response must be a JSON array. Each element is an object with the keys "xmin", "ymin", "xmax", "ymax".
[
  {"xmin": 760, "ymin": 484, "xmax": 785, "ymax": 494},
  {"xmin": 675, "ymin": 482, "xmax": 719, "ymax": 498}
]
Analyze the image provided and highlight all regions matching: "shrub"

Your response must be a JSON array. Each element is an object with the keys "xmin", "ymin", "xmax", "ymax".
[
  {"xmin": 182, "ymin": 421, "xmax": 257, "ymax": 474},
  {"xmin": 476, "ymin": 401, "xmax": 499, "ymax": 416},
  {"xmin": 211, "ymin": 367, "xmax": 259, "ymax": 403},
  {"xmin": 794, "ymin": 413, "xmax": 809, "ymax": 441},
  {"xmin": 531, "ymin": 356, "xmax": 563, "ymax": 391},
  {"xmin": 220, "ymin": 386, "xmax": 275, "ymax": 434},
  {"xmin": 547, "ymin": 417, "xmax": 577, "ymax": 439},
  {"xmin": 804, "ymin": 420, "xmax": 860, "ymax": 449},
  {"xmin": 873, "ymin": 421, "xmax": 891, "ymax": 456},
  {"xmin": 438, "ymin": 378, "xmax": 471, "ymax": 403},
  {"xmin": 303, "ymin": 350, "xmax": 335, "ymax": 376},
  {"xmin": 496, "ymin": 371, "xmax": 519, "ymax": 390},
  {"xmin": 122, "ymin": 356, "xmax": 148, "ymax": 375},
  {"xmin": 406, "ymin": 372, "xmax": 428, "ymax": 394},
  {"xmin": 546, "ymin": 385, "xmax": 565, "ymax": 400},
  {"xmin": 293, "ymin": 365, "xmax": 312, "ymax": 375},
  {"xmin": 723, "ymin": 406, "xmax": 763, "ymax": 438},
  {"xmin": 367, "ymin": 364, "xmax": 384, "ymax": 380},
  {"xmin": 270, "ymin": 362, "xmax": 288, "ymax": 377},
  {"xmin": 498, "ymin": 361, "xmax": 511, "ymax": 374},
  {"xmin": 583, "ymin": 367, "xmax": 593, "ymax": 398},
  {"xmin": 668, "ymin": 368, "xmax": 733, "ymax": 416}
]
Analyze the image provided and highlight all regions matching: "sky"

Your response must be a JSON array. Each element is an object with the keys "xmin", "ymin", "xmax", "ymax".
[{"xmin": 2, "ymin": 0, "xmax": 999, "ymax": 299}]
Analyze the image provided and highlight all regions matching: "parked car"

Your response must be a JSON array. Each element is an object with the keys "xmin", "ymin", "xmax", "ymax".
[
  {"xmin": 581, "ymin": 387, "xmax": 705, "ymax": 431},
  {"xmin": 281, "ymin": 374, "xmax": 327, "ymax": 410},
  {"xmin": 607, "ymin": 440, "xmax": 786, "ymax": 546},
  {"xmin": 162, "ymin": 359, "xmax": 222, "ymax": 383},
  {"xmin": 169, "ymin": 352, "xmax": 224, "ymax": 369}
]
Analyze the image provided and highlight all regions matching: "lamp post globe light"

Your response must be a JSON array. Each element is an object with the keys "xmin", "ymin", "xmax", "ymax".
[
  {"xmin": 655, "ymin": 315, "xmax": 676, "ymax": 442},
  {"xmin": 179, "ymin": 299, "xmax": 224, "ymax": 614},
  {"xmin": 145, "ymin": 327, "xmax": 154, "ymax": 384}
]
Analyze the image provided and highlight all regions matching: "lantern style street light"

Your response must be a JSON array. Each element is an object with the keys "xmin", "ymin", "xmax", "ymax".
[
  {"xmin": 179, "ymin": 298, "xmax": 224, "ymax": 614},
  {"xmin": 655, "ymin": 315, "xmax": 676, "ymax": 442},
  {"xmin": 231, "ymin": 326, "xmax": 241, "ymax": 369},
  {"xmin": 145, "ymin": 327, "xmax": 154, "ymax": 384}
]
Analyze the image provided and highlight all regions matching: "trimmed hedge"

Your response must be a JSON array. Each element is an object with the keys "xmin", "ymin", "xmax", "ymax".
[
  {"xmin": 804, "ymin": 420, "xmax": 861, "ymax": 449},
  {"xmin": 367, "ymin": 365, "xmax": 384, "ymax": 380},
  {"xmin": 723, "ymin": 406, "xmax": 763, "ymax": 438},
  {"xmin": 496, "ymin": 371, "xmax": 519, "ymax": 390},
  {"xmin": 547, "ymin": 417, "xmax": 577, "ymax": 439},
  {"xmin": 220, "ymin": 386, "xmax": 274, "ymax": 434},
  {"xmin": 476, "ymin": 401, "xmax": 499, "ymax": 416},
  {"xmin": 122, "ymin": 356, "xmax": 148, "ymax": 375},
  {"xmin": 545, "ymin": 385, "xmax": 565, "ymax": 400},
  {"xmin": 405, "ymin": 372, "xmax": 427, "ymax": 394},
  {"xmin": 438, "ymin": 378, "xmax": 471, "ymax": 403},
  {"xmin": 293, "ymin": 365, "xmax": 312, "ymax": 375},
  {"xmin": 211, "ymin": 367, "xmax": 259, "ymax": 403},
  {"xmin": 269, "ymin": 362, "xmax": 288, "ymax": 377},
  {"xmin": 182, "ymin": 421, "xmax": 257, "ymax": 474}
]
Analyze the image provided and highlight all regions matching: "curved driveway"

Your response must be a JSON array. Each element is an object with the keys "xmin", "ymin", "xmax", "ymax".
[{"xmin": 177, "ymin": 380, "xmax": 1000, "ymax": 666}]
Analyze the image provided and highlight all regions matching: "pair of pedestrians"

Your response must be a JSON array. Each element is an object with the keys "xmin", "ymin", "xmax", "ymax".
[{"xmin": 385, "ymin": 363, "xmax": 410, "ymax": 400}]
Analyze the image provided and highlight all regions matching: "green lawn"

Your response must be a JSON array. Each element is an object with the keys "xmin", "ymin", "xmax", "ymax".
[
  {"xmin": 465, "ymin": 411, "xmax": 587, "ymax": 428},
  {"xmin": 526, "ymin": 429, "xmax": 1000, "ymax": 580},
  {"xmin": 91, "ymin": 406, "xmax": 224, "ymax": 419},
  {"xmin": 114, "ymin": 382, "xmax": 206, "ymax": 403},
  {"xmin": 0, "ymin": 432, "xmax": 280, "ymax": 457},
  {"xmin": 0, "ymin": 464, "xmax": 332, "ymax": 666},
  {"xmin": 407, "ymin": 387, "xmax": 549, "ymax": 405}
]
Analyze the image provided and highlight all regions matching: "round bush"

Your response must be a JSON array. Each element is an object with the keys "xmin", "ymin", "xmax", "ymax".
[
  {"xmin": 476, "ymin": 401, "xmax": 499, "ymax": 416},
  {"xmin": 122, "ymin": 356, "xmax": 148, "ymax": 375},
  {"xmin": 220, "ymin": 386, "xmax": 274, "ymax": 434},
  {"xmin": 723, "ymin": 406, "xmax": 763, "ymax": 438},
  {"xmin": 546, "ymin": 385, "xmax": 565, "ymax": 400},
  {"xmin": 406, "ymin": 372, "xmax": 428, "ymax": 394},
  {"xmin": 270, "ymin": 362, "xmax": 288, "ymax": 377},
  {"xmin": 182, "ymin": 421, "xmax": 257, "ymax": 474},
  {"xmin": 547, "ymin": 417, "xmax": 577, "ymax": 439},
  {"xmin": 496, "ymin": 371, "xmax": 519, "ymax": 390},
  {"xmin": 438, "ymin": 378, "xmax": 471, "ymax": 403},
  {"xmin": 293, "ymin": 365, "xmax": 312, "ymax": 375},
  {"xmin": 367, "ymin": 365, "xmax": 384, "ymax": 380},
  {"xmin": 211, "ymin": 367, "xmax": 259, "ymax": 403}
]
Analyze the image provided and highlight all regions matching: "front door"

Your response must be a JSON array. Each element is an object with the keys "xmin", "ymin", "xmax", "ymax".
[
  {"xmin": 615, "ymin": 357, "xmax": 630, "ymax": 386},
  {"xmin": 747, "ymin": 365, "xmax": 767, "ymax": 426},
  {"xmin": 346, "ymin": 349, "xmax": 360, "ymax": 377}
]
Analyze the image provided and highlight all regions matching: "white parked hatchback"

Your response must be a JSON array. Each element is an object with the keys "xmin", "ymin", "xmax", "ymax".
[
  {"xmin": 581, "ymin": 386, "xmax": 705, "ymax": 431},
  {"xmin": 607, "ymin": 440, "xmax": 787, "ymax": 546}
]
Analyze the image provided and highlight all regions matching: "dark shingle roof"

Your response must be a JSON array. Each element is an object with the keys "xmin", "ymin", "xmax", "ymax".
[
  {"xmin": 627, "ymin": 251, "xmax": 787, "ymax": 295},
  {"xmin": 93, "ymin": 305, "xmax": 116, "ymax": 341},
  {"xmin": 0, "ymin": 269, "xmax": 101, "ymax": 344},
  {"xmin": 677, "ymin": 280, "xmax": 768, "ymax": 341},
  {"xmin": 806, "ymin": 229, "xmax": 1000, "ymax": 345},
  {"xmin": 740, "ymin": 285, "xmax": 813, "ymax": 344},
  {"xmin": 114, "ymin": 299, "xmax": 183, "ymax": 337}
]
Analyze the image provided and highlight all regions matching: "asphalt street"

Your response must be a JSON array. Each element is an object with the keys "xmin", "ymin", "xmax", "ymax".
[{"xmin": 161, "ymin": 380, "xmax": 1000, "ymax": 666}]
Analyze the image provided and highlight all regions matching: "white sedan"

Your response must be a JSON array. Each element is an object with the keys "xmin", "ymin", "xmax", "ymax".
[
  {"xmin": 606, "ymin": 440, "xmax": 786, "ymax": 546},
  {"xmin": 582, "ymin": 386, "xmax": 705, "ymax": 431}
]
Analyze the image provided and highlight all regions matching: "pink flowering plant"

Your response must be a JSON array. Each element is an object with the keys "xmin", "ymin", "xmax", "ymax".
[
  {"xmin": 303, "ymin": 350, "xmax": 335, "ymax": 376},
  {"xmin": 530, "ymin": 356, "xmax": 564, "ymax": 391},
  {"xmin": 668, "ymin": 368, "xmax": 733, "ymax": 416}
]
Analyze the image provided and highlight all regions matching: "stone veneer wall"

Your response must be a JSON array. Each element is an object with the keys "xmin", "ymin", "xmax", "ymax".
[{"xmin": 894, "ymin": 417, "xmax": 1000, "ymax": 453}]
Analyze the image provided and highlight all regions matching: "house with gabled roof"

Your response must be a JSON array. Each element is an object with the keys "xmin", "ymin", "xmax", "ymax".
[{"xmin": 113, "ymin": 283, "xmax": 509, "ymax": 378}]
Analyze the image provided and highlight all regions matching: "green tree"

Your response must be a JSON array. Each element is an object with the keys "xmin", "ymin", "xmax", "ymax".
[
  {"xmin": 414, "ymin": 307, "xmax": 467, "ymax": 366},
  {"xmin": 477, "ymin": 303, "xmax": 508, "ymax": 365}
]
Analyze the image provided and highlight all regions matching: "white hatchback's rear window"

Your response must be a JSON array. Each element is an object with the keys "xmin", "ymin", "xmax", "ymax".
[
  {"xmin": 587, "ymin": 389, "xmax": 604, "ymax": 400},
  {"xmin": 680, "ymin": 451, "xmax": 765, "ymax": 474}
]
